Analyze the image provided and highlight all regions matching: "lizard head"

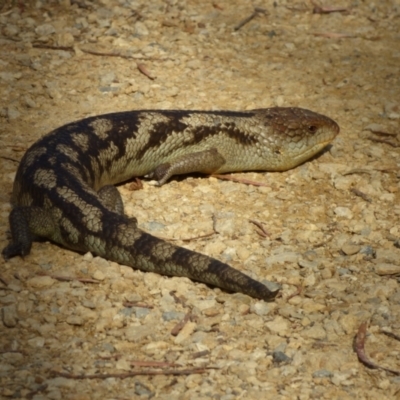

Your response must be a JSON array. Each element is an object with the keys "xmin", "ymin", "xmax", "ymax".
[{"xmin": 255, "ymin": 107, "xmax": 340, "ymax": 170}]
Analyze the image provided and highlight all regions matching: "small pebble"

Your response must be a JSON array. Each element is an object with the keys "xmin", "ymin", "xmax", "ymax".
[
  {"xmin": 272, "ymin": 351, "xmax": 291, "ymax": 364},
  {"xmin": 374, "ymin": 263, "xmax": 400, "ymax": 276},
  {"xmin": 341, "ymin": 242, "xmax": 361, "ymax": 255},
  {"xmin": 35, "ymin": 23, "xmax": 55, "ymax": 36},
  {"xmin": 313, "ymin": 369, "xmax": 333, "ymax": 378},
  {"xmin": 359, "ymin": 245, "xmax": 376, "ymax": 257},
  {"xmin": 334, "ymin": 207, "xmax": 353, "ymax": 219},
  {"xmin": 6, "ymin": 105, "xmax": 21, "ymax": 120},
  {"xmin": 27, "ymin": 276, "xmax": 56, "ymax": 288},
  {"xmin": 162, "ymin": 311, "xmax": 186, "ymax": 321},
  {"xmin": 174, "ymin": 321, "xmax": 197, "ymax": 344},
  {"xmin": 92, "ymin": 270, "xmax": 106, "ymax": 281},
  {"xmin": 338, "ymin": 268, "xmax": 351, "ymax": 276},
  {"xmin": 66, "ymin": 316, "xmax": 84, "ymax": 326},
  {"xmin": 2, "ymin": 304, "xmax": 18, "ymax": 327},
  {"xmin": 251, "ymin": 301, "xmax": 272, "ymax": 316},
  {"xmin": 302, "ymin": 325, "xmax": 327, "ymax": 340},
  {"xmin": 265, "ymin": 317, "xmax": 290, "ymax": 335}
]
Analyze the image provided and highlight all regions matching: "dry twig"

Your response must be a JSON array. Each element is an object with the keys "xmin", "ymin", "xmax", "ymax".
[
  {"xmin": 212, "ymin": 174, "xmax": 269, "ymax": 187},
  {"xmin": 179, "ymin": 232, "xmax": 215, "ymax": 242},
  {"xmin": 286, "ymin": 285, "xmax": 303, "ymax": 300},
  {"xmin": 0, "ymin": 155, "xmax": 20, "ymax": 163},
  {"xmin": 122, "ymin": 301, "xmax": 154, "ymax": 309},
  {"xmin": 37, "ymin": 272, "xmax": 100, "ymax": 284},
  {"xmin": 127, "ymin": 178, "xmax": 143, "ymax": 191},
  {"xmin": 137, "ymin": 63, "xmax": 156, "ymax": 80},
  {"xmin": 0, "ymin": 350, "xmax": 25, "ymax": 355},
  {"xmin": 366, "ymin": 125, "xmax": 397, "ymax": 136},
  {"xmin": 355, "ymin": 321, "xmax": 400, "ymax": 375},
  {"xmin": 343, "ymin": 168, "xmax": 374, "ymax": 176},
  {"xmin": 129, "ymin": 360, "xmax": 180, "ymax": 368},
  {"xmin": 234, "ymin": 7, "xmax": 268, "ymax": 31},
  {"xmin": 311, "ymin": 1, "xmax": 349, "ymax": 14},
  {"xmin": 170, "ymin": 290, "xmax": 187, "ymax": 306},
  {"xmin": 350, "ymin": 188, "xmax": 372, "ymax": 203},
  {"xmin": 368, "ymin": 137, "xmax": 399, "ymax": 147},
  {"xmin": 159, "ymin": 231, "xmax": 215, "ymax": 243},
  {"xmin": 312, "ymin": 32, "xmax": 356, "ymax": 39},
  {"xmin": 0, "ymin": 275, "xmax": 9, "ymax": 286},
  {"xmin": 5, "ymin": 145, "xmax": 26, "ymax": 151},
  {"xmin": 32, "ymin": 43, "xmax": 75, "ymax": 52},
  {"xmin": 192, "ymin": 350, "xmax": 210, "ymax": 359},
  {"xmin": 381, "ymin": 328, "xmax": 400, "ymax": 342},
  {"xmin": 171, "ymin": 312, "xmax": 192, "ymax": 336},
  {"xmin": 31, "ymin": 43, "xmax": 167, "ymax": 60},
  {"xmin": 26, "ymin": 384, "xmax": 48, "ymax": 400},
  {"xmin": 249, "ymin": 219, "xmax": 270, "ymax": 238},
  {"xmin": 51, "ymin": 367, "xmax": 210, "ymax": 379}
]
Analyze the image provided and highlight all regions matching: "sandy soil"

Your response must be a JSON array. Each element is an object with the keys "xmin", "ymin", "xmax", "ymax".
[{"xmin": 0, "ymin": 1, "xmax": 399, "ymax": 399}]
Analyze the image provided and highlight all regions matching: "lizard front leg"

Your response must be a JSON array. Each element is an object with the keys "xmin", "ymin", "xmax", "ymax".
[{"xmin": 148, "ymin": 148, "xmax": 226, "ymax": 185}]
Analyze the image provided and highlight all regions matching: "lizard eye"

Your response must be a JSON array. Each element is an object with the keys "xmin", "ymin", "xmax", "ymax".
[{"xmin": 308, "ymin": 125, "xmax": 318, "ymax": 133}]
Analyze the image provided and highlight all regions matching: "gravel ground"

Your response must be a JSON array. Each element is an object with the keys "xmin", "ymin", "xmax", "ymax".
[{"xmin": 1, "ymin": 1, "xmax": 400, "ymax": 399}]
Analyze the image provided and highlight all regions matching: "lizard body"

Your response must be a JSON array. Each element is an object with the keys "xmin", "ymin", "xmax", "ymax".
[{"xmin": 2, "ymin": 108, "xmax": 339, "ymax": 300}]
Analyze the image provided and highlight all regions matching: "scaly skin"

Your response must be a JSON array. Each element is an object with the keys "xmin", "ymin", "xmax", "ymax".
[{"xmin": 2, "ymin": 108, "xmax": 339, "ymax": 301}]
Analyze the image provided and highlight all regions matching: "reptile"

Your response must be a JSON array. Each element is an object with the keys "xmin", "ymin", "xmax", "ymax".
[{"xmin": 2, "ymin": 107, "xmax": 339, "ymax": 301}]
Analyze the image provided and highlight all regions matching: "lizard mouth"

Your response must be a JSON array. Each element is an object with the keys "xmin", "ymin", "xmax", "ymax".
[{"xmin": 285, "ymin": 139, "xmax": 335, "ymax": 170}]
